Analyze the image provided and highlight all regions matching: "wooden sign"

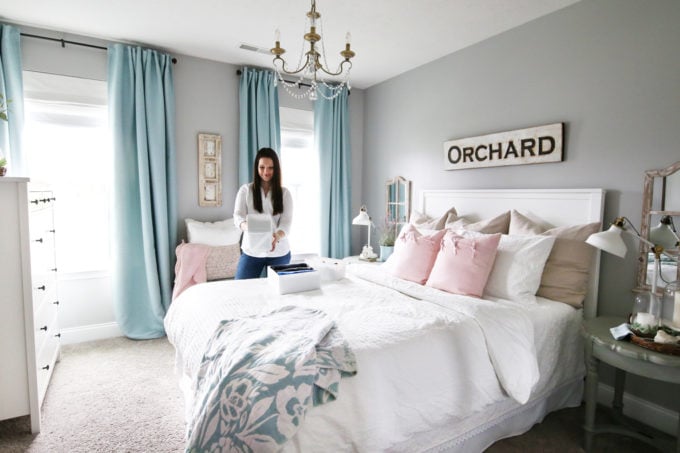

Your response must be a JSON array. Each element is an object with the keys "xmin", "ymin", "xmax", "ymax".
[{"xmin": 443, "ymin": 123, "xmax": 563, "ymax": 170}]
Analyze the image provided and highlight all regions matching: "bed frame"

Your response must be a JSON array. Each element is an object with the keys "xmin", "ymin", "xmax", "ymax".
[{"xmin": 420, "ymin": 188, "xmax": 606, "ymax": 319}]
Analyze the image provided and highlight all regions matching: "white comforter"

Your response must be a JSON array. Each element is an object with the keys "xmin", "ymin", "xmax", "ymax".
[{"xmin": 165, "ymin": 264, "xmax": 577, "ymax": 452}]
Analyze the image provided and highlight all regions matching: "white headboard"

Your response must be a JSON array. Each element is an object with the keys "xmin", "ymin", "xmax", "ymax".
[{"xmin": 420, "ymin": 188, "xmax": 606, "ymax": 319}]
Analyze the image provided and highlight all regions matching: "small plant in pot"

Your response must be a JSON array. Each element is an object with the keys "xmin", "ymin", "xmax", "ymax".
[
  {"xmin": 378, "ymin": 218, "xmax": 398, "ymax": 261},
  {"xmin": 0, "ymin": 157, "xmax": 6, "ymax": 177}
]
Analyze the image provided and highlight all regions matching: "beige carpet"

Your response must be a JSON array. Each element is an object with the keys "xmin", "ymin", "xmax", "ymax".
[{"xmin": 0, "ymin": 336, "xmax": 669, "ymax": 452}]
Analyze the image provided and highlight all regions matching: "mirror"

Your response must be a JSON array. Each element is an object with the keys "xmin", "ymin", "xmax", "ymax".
[
  {"xmin": 385, "ymin": 176, "xmax": 411, "ymax": 235},
  {"xmin": 637, "ymin": 161, "xmax": 680, "ymax": 293}
]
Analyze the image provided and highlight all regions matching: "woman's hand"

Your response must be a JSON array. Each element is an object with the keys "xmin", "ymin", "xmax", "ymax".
[{"xmin": 271, "ymin": 230, "xmax": 284, "ymax": 251}]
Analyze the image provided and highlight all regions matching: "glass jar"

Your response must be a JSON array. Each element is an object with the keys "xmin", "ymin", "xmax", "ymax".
[
  {"xmin": 629, "ymin": 292, "xmax": 661, "ymax": 337},
  {"xmin": 661, "ymin": 280, "xmax": 680, "ymax": 332}
]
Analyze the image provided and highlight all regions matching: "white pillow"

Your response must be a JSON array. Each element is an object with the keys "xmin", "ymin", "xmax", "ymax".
[
  {"xmin": 185, "ymin": 218, "xmax": 242, "ymax": 246},
  {"xmin": 482, "ymin": 234, "xmax": 555, "ymax": 303}
]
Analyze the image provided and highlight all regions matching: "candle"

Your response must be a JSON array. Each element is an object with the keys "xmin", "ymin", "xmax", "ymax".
[
  {"xmin": 673, "ymin": 291, "xmax": 680, "ymax": 327},
  {"xmin": 634, "ymin": 312, "xmax": 656, "ymax": 327}
]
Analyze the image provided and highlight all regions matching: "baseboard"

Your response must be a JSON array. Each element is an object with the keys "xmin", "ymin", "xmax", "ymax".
[
  {"xmin": 597, "ymin": 382, "xmax": 678, "ymax": 436},
  {"xmin": 59, "ymin": 322, "xmax": 122, "ymax": 345}
]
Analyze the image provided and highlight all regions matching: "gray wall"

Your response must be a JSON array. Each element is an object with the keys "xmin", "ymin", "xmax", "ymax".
[{"xmin": 362, "ymin": 0, "xmax": 680, "ymax": 410}]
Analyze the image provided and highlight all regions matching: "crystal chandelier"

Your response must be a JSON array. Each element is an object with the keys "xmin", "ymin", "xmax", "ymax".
[{"xmin": 270, "ymin": 0, "xmax": 355, "ymax": 101}]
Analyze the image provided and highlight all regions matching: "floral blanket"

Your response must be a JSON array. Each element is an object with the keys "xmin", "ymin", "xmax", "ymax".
[{"xmin": 185, "ymin": 306, "xmax": 357, "ymax": 452}]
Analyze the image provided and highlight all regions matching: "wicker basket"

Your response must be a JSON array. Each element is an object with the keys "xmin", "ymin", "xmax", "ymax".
[{"xmin": 630, "ymin": 334, "xmax": 680, "ymax": 356}]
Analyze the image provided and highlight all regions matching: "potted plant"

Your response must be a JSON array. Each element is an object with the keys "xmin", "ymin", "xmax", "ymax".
[
  {"xmin": 378, "ymin": 218, "xmax": 397, "ymax": 262},
  {"xmin": 0, "ymin": 157, "xmax": 6, "ymax": 177}
]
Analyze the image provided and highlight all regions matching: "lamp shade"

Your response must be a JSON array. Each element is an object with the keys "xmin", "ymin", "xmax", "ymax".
[
  {"xmin": 352, "ymin": 206, "xmax": 371, "ymax": 226},
  {"xmin": 649, "ymin": 216, "xmax": 679, "ymax": 250},
  {"xmin": 586, "ymin": 224, "xmax": 628, "ymax": 258}
]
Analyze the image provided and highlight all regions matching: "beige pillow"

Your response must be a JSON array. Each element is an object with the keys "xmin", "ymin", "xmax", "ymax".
[
  {"xmin": 509, "ymin": 210, "xmax": 600, "ymax": 307},
  {"xmin": 206, "ymin": 243, "xmax": 241, "ymax": 281},
  {"xmin": 409, "ymin": 207, "xmax": 457, "ymax": 230},
  {"xmin": 446, "ymin": 210, "xmax": 510, "ymax": 234}
]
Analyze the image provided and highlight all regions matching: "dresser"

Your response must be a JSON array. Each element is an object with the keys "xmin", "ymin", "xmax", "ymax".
[{"xmin": 0, "ymin": 178, "xmax": 60, "ymax": 433}]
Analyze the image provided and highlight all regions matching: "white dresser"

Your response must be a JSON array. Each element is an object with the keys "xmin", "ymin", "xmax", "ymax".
[{"xmin": 0, "ymin": 178, "xmax": 60, "ymax": 433}]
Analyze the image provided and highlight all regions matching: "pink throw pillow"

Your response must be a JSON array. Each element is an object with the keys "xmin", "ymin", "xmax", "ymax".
[
  {"xmin": 426, "ymin": 231, "xmax": 501, "ymax": 297},
  {"xmin": 383, "ymin": 224, "xmax": 446, "ymax": 284}
]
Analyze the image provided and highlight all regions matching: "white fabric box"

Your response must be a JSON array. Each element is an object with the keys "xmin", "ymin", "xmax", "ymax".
[
  {"xmin": 306, "ymin": 256, "xmax": 346, "ymax": 282},
  {"xmin": 267, "ymin": 266, "xmax": 321, "ymax": 295}
]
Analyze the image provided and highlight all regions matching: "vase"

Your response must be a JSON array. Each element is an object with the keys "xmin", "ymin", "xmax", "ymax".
[
  {"xmin": 379, "ymin": 245, "xmax": 394, "ymax": 262},
  {"xmin": 0, "ymin": 167, "xmax": 6, "ymax": 176}
]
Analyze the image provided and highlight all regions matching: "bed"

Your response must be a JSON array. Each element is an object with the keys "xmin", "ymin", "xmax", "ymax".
[{"xmin": 165, "ymin": 188, "xmax": 605, "ymax": 452}]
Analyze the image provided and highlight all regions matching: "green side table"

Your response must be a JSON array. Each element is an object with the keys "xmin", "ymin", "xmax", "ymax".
[{"xmin": 582, "ymin": 316, "xmax": 680, "ymax": 452}]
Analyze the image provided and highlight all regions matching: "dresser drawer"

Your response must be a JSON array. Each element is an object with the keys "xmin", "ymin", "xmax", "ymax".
[
  {"xmin": 34, "ymin": 298, "xmax": 58, "ymax": 352},
  {"xmin": 35, "ymin": 313, "xmax": 59, "ymax": 406},
  {"xmin": 32, "ymin": 272, "xmax": 57, "ymax": 313}
]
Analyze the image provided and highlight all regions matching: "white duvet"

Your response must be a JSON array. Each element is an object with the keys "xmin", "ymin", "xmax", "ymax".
[{"xmin": 164, "ymin": 264, "xmax": 583, "ymax": 452}]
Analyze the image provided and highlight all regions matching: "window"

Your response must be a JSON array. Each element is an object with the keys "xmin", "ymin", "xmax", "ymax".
[
  {"xmin": 279, "ymin": 107, "xmax": 320, "ymax": 256},
  {"xmin": 23, "ymin": 71, "xmax": 111, "ymax": 275}
]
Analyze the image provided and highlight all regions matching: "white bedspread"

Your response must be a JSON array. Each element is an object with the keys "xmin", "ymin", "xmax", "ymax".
[{"xmin": 165, "ymin": 264, "xmax": 582, "ymax": 452}]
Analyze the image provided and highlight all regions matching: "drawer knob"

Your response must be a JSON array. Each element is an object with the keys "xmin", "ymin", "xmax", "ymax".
[
  {"xmin": 42, "ymin": 365, "xmax": 50, "ymax": 371},
  {"xmin": 55, "ymin": 333, "xmax": 61, "ymax": 338},
  {"xmin": 37, "ymin": 285, "xmax": 46, "ymax": 291},
  {"xmin": 39, "ymin": 325, "xmax": 48, "ymax": 331},
  {"xmin": 30, "ymin": 199, "xmax": 39, "ymax": 205},
  {"xmin": 53, "ymin": 301, "xmax": 60, "ymax": 305},
  {"xmin": 34, "ymin": 238, "xmax": 43, "ymax": 243}
]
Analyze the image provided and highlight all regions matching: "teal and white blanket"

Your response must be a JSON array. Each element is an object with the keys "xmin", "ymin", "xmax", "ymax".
[{"xmin": 185, "ymin": 306, "xmax": 357, "ymax": 452}]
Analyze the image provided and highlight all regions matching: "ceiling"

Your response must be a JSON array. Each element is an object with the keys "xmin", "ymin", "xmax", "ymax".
[{"xmin": 2, "ymin": 0, "xmax": 580, "ymax": 89}]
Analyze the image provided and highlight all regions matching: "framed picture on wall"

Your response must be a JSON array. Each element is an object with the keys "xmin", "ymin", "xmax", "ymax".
[{"xmin": 198, "ymin": 133, "xmax": 222, "ymax": 207}]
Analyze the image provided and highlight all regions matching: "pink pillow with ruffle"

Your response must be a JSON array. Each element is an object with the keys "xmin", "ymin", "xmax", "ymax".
[
  {"xmin": 383, "ymin": 224, "xmax": 446, "ymax": 284},
  {"xmin": 426, "ymin": 231, "xmax": 501, "ymax": 297}
]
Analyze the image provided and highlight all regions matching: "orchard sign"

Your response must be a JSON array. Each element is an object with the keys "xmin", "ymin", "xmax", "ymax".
[{"xmin": 443, "ymin": 123, "xmax": 563, "ymax": 170}]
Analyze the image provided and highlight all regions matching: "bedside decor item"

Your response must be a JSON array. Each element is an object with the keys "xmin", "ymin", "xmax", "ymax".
[
  {"xmin": 270, "ymin": 0, "xmax": 355, "ymax": 101},
  {"xmin": 0, "ymin": 157, "xmax": 6, "ymax": 176},
  {"xmin": 352, "ymin": 205, "xmax": 377, "ymax": 261},
  {"xmin": 198, "ymin": 133, "xmax": 222, "ymax": 207},
  {"xmin": 662, "ymin": 280, "xmax": 680, "ymax": 331},
  {"xmin": 377, "ymin": 217, "xmax": 396, "ymax": 262},
  {"xmin": 636, "ymin": 161, "xmax": 680, "ymax": 289},
  {"xmin": 586, "ymin": 216, "xmax": 678, "ymax": 336}
]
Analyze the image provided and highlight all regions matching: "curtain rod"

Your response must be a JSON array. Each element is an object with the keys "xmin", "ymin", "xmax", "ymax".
[
  {"xmin": 236, "ymin": 69, "xmax": 311, "ymax": 88},
  {"xmin": 21, "ymin": 32, "xmax": 178, "ymax": 64}
]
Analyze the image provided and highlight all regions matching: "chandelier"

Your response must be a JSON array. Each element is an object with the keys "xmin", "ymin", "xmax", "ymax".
[{"xmin": 270, "ymin": 0, "xmax": 355, "ymax": 101}]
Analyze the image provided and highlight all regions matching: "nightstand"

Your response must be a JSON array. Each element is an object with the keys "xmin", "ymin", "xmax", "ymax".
[
  {"xmin": 342, "ymin": 255, "xmax": 381, "ymax": 265},
  {"xmin": 582, "ymin": 316, "xmax": 680, "ymax": 453}
]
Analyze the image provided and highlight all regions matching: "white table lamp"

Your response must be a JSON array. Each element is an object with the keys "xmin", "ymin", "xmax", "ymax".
[
  {"xmin": 586, "ymin": 216, "xmax": 679, "ymax": 334},
  {"xmin": 352, "ymin": 206, "xmax": 377, "ymax": 261}
]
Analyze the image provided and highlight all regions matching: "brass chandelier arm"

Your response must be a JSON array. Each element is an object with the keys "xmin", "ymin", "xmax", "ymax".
[
  {"xmin": 317, "ymin": 59, "xmax": 352, "ymax": 77},
  {"xmin": 273, "ymin": 54, "xmax": 314, "ymax": 76}
]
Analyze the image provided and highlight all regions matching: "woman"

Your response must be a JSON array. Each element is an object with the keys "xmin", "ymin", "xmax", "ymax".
[{"xmin": 233, "ymin": 148, "xmax": 293, "ymax": 279}]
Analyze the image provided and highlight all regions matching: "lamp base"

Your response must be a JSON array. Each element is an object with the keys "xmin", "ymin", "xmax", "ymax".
[{"xmin": 359, "ymin": 245, "xmax": 378, "ymax": 261}]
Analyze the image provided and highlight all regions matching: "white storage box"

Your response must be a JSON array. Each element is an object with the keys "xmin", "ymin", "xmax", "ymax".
[
  {"xmin": 267, "ymin": 265, "xmax": 321, "ymax": 295},
  {"xmin": 306, "ymin": 256, "xmax": 346, "ymax": 282}
]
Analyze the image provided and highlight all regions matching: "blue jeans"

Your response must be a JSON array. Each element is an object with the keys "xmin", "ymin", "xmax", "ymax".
[{"xmin": 235, "ymin": 252, "xmax": 292, "ymax": 280}]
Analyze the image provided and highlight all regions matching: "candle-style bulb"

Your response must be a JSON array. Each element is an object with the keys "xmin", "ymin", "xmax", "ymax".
[
  {"xmin": 345, "ymin": 32, "xmax": 351, "ymax": 45},
  {"xmin": 275, "ymin": 29, "xmax": 281, "ymax": 42}
]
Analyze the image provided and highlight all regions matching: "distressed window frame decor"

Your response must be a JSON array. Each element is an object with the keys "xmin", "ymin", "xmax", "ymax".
[{"xmin": 198, "ymin": 133, "xmax": 222, "ymax": 207}]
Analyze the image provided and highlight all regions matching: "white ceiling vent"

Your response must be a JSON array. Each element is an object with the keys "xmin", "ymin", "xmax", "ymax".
[{"xmin": 239, "ymin": 43, "xmax": 271, "ymax": 55}]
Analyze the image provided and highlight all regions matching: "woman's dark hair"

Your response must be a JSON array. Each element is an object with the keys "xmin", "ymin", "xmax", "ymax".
[{"xmin": 252, "ymin": 147, "xmax": 284, "ymax": 215}]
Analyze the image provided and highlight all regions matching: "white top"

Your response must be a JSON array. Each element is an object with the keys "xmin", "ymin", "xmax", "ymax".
[{"xmin": 233, "ymin": 183, "xmax": 293, "ymax": 258}]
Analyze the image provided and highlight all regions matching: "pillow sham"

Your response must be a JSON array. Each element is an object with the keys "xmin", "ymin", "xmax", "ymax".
[
  {"xmin": 206, "ymin": 243, "xmax": 241, "ymax": 281},
  {"xmin": 186, "ymin": 218, "xmax": 242, "ymax": 246},
  {"xmin": 509, "ymin": 210, "xmax": 600, "ymax": 307},
  {"xmin": 383, "ymin": 224, "xmax": 446, "ymax": 284},
  {"xmin": 409, "ymin": 207, "xmax": 458, "ymax": 230},
  {"xmin": 480, "ymin": 233, "xmax": 555, "ymax": 303},
  {"xmin": 445, "ymin": 210, "xmax": 511, "ymax": 234},
  {"xmin": 426, "ymin": 231, "xmax": 501, "ymax": 297}
]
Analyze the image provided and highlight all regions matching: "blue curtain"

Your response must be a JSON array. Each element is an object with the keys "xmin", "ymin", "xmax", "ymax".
[
  {"xmin": 315, "ymin": 85, "xmax": 351, "ymax": 259},
  {"xmin": 108, "ymin": 44, "xmax": 177, "ymax": 339},
  {"xmin": 0, "ymin": 24, "xmax": 24, "ymax": 175},
  {"xmin": 238, "ymin": 67, "xmax": 280, "ymax": 185}
]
